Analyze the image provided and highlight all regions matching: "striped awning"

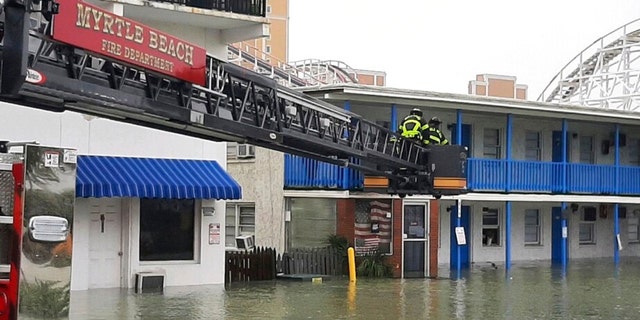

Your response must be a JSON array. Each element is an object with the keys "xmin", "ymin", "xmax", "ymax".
[{"xmin": 76, "ymin": 155, "xmax": 242, "ymax": 199}]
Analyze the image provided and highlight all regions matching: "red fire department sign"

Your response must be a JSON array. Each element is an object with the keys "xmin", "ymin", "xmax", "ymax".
[{"xmin": 52, "ymin": 0, "xmax": 207, "ymax": 86}]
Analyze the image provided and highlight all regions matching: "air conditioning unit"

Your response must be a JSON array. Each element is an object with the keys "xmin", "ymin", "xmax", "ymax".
[
  {"xmin": 236, "ymin": 144, "xmax": 255, "ymax": 159},
  {"xmin": 235, "ymin": 234, "xmax": 255, "ymax": 251},
  {"xmin": 135, "ymin": 272, "xmax": 165, "ymax": 294}
]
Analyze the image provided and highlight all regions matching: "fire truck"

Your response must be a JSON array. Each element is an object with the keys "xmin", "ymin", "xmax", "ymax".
[{"xmin": 0, "ymin": 0, "xmax": 467, "ymax": 317}]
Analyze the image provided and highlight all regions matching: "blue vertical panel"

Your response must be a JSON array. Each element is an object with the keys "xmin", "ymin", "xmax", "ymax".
[
  {"xmin": 505, "ymin": 201, "xmax": 512, "ymax": 270},
  {"xmin": 456, "ymin": 110, "xmax": 463, "ymax": 145},
  {"xmin": 562, "ymin": 120, "xmax": 568, "ymax": 193},
  {"xmin": 615, "ymin": 124, "xmax": 620, "ymax": 194},
  {"xmin": 551, "ymin": 206, "xmax": 563, "ymax": 264},
  {"xmin": 391, "ymin": 104, "xmax": 398, "ymax": 132},
  {"xmin": 614, "ymin": 203, "xmax": 620, "ymax": 265},
  {"xmin": 450, "ymin": 204, "xmax": 470, "ymax": 273},
  {"xmin": 506, "ymin": 114, "xmax": 513, "ymax": 192},
  {"xmin": 561, "ymin": 202, "xmax": 568, "ymax": 270}
]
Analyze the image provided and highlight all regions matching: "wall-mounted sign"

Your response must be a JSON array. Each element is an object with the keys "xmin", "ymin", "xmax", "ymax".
[
  {"xmin": 209, "ymin": 223, "xmax": 220, "ymax": 245},
  {"xmin": 455, "ymin": 227, "xmax": 466, "ymax": 245},
  {"xmin": 52, "ymin": 0, "xmax": 207, "ymax": 85}
]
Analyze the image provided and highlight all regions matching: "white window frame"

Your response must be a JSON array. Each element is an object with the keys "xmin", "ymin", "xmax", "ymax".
[
  {"xmin": 524, "ymin": 209, "xmax": 541, "ymax": 245},
  {"xmin": 524, "ymin": 131, "xmax": 541, "ymax": 161},
  {"xmin": 482, "ymin": 208, "xmax": 500, "ymax": 247},
  {"xmin": 225, "ymin": 203, "xmax": 256, "ymax": 248},
  {"xmin": 579, "ymin": 135, "xmax": 595, "ymax": 164},
  {"xmin": 629, "ymin": 138, "xmax": 640, "ymax": 165},
  {"xmin": 266, "ymin": 5, "xmax": 271, "ymax": 14},
  {"xmin": 628, "ymin": 216, "xmax": 639, "ymax": 243},
  {"xmin": 579, "ymin": 206, "xmax": 597, "ymax": 244},
  {"xmin": 483, "ymin": 128, "xmax": 501, "ymax": 159}
]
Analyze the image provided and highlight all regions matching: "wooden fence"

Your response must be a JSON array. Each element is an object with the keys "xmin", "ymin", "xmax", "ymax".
[
  {"xmin": 276, "ymin": 247, "xmax": 344, "ymax": 276},
  {"xmin": 225, "ymin": 246, "xmax": 345, "ymax": 284},
  {"xmin": 225, "ymin": 246, "xmax": 276, "ymax": 284}
]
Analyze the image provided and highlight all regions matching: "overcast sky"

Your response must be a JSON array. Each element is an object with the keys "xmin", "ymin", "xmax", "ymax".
[{"xmin": 288, "ymin": 0, "xmax": 640, "ymax": 99}]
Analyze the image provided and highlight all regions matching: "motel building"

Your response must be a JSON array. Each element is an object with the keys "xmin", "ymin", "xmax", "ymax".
[{"xmin": 273, "ymin": 76, "xmax": 640, "ymax": 278}]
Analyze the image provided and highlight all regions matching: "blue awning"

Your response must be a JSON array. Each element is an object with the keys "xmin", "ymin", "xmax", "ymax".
[{"xmin": 76, "ymin": 155, "xmax": 242, "ymax": 199}]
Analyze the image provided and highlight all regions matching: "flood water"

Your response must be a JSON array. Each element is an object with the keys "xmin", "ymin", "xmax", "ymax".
[{"xmin": 69, "ymin": 258, "xmax": 640, "ymax": 319}]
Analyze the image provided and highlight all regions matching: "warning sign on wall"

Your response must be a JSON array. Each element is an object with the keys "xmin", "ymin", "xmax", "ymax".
[{"xmin": 209, "ymin": 223, "xmax": 220, "ymax": 245}]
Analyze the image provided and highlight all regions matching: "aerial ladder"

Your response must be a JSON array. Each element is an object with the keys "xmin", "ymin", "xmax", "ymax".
[{"xmin": 0, "ymin": 0, "xmax": 467, "ymax": 318}]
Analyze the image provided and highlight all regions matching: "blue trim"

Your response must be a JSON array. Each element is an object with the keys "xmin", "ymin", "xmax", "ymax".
[
  {"xmin": 456, "ymin": 110, "xmax": 462, "ymax": 145},
  {"xmin": 456, "ymin": 202, "xmax": 461, "ymax": 277},
  {"xmin": 343, "ymin": 100, "xmax": 351, "ymax": 111},
  {"xmin": 561, "ymin": 202, "xmax": 568, "ymax": 270},
  {"xmin": 506, "ymin": 114, "xmax": 513, "ymax": 191},
  {"xmin": 614, "ymin": 203, "xmax": 620, "ymax": 265},
  {"xmin": 76, "ymin": 155, "xmax": 242, "ymax": 199},
  {"xmin": 562, "ymin": 119, "xmax": 568, "ymax": 193},
  {"xmin": 391, "ymin": 104, "xmax": 398, "ymax": 132},
  {"xmin": 505, "ymin": 201, "xmax": 512, "ymax": 270},
  {"xmin": 615, "ymin": 124, "xmax": 620, "ymax": 193}
]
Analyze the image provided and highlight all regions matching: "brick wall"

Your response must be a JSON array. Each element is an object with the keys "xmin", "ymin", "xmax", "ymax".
[
  {"xmin": 429, "ymin": 200, "xmax": 440, "ymax": 277},
  {"xmin": 389, "ymin": 199, "xmax": 404, "ymax": 277},
  {"xmin": 336, "ymin": 199, "xmax": 355, "ymax": 246},
  {"xmin": 336, "ymin": 198, "xmax": 440, "ymax": 278}
]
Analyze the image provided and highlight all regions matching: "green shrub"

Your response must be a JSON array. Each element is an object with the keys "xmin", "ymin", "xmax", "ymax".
[
  {"xmin": 19, "ymin": 279, "xmax": 70, "ymax": 318},
  {"xmin": 357, "ymin": 250, "xmax": 392, "ymax": 278}
]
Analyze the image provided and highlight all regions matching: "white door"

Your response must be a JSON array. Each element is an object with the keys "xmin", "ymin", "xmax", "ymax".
[{"xmin": 88, "ymin": 198, "xmax": 122, "ymax": 288}]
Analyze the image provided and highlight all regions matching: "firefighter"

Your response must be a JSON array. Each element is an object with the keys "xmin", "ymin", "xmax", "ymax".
[
  {"xmin": 389, "ymin": 108, "xmax": 428, "ymax": 159},
  {"xmin": 398, "ymin": 108, "xmax": 428, "ymax": 143},
  {"xmin": 424, "ymin": 116, "xmax": 450, "ymax": 145}
]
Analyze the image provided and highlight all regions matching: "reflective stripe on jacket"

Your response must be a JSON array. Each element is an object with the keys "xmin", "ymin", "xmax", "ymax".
[
  {"xmin": 399, "ymin": 115, "xmax": 427, "ymax": 139},
  {"xmin": 423, "ymin": 127, "xmax": 449, "ymax": 145}
]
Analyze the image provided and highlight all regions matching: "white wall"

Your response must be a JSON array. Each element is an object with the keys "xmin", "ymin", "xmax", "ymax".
[{"xmin": 2, "ymin": 102, "xmax": 232, "ymax": 290}]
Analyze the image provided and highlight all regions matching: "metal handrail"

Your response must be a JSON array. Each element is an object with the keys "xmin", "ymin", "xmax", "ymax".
[{"xmin": 158, "ymin": 0, "xmax": 266, "ymax": 17}]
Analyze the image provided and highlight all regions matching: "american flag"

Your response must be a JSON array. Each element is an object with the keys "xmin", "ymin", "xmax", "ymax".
[{"xmin": 355, "ymin": 200, "xmax": 391, "ymax": 254}]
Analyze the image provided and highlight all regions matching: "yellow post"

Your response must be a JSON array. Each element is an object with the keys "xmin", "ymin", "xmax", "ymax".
[{"xmin": 348, "ymin": 247, "xmax": 356, "ymax": 283}]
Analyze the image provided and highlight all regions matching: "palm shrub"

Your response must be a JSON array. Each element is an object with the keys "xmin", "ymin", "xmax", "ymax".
[
  {"xmin": 19, "ymin": 279, "xmax": 70, "ymax": 318},
  {"xmin": 326, "ymin": 234, "xmax": 349, "ymax": 275},
  {"xmin": 357, "ymin": 249, "xmax": 392, "ymax": 277}
]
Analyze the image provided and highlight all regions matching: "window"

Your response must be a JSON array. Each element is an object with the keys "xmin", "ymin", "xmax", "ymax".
[
  {"xmin": 483, "ymin": 128, "xmax": 501, "ymax": 159},
  {"xmin": 139, "ymin": 199, "xmax": 195, "ymax": 261},
  {"xmin": 482, "ymin": 208, "xmax": 500, "ymax": 246},
  {"xmin": 629, "ymin": 138, "xmax": 640, "ymax": 165},
  {"xmin": 525, "ymin": 131, "xmax": 541, "ymax": 161},
  {"xmin": 266, "ymin": 5, "xmax": 271, "ymax": 14},
  {"xmin": 225, "ymin": 203, "xmax": 256, "ymax": 248},
  {"xmin": 265, "ymin": 45, "xmax": 271, "ymax": 54},
  {"xmin": 227, "ymin": 142, "xmax": 256, "ymax": 161},
  {"xmin": 579, "ymin": 206, "xmax": 596, "ymax": 244},
  {"xmin": 524, "ymin": 209, "xmax": 541, "ymax": 245},
  {"xmin": 628, "ymin": 217, "xmax": 639, "ymax": 243},
  {"xmin": 579, "ymin": 136, "xmax": 594, "ymax": 164},
  {"xmin": 287, "ymin": 198, "xmax": 336, "ymax": 249}
]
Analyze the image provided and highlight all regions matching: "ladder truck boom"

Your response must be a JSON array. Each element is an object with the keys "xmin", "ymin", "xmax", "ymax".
[{"xmin": 0, "ymin": 0, "xmax": 467, "ymax": 197}]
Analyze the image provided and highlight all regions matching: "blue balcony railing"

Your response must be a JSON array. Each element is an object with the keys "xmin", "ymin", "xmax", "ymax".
[
  {"xmin": 284, "ymin": 156, "xmax": 640, "ymax": 195},
  {"xmin": 284, "ymin": 154, "xmax": 363, "ymax": 190}
]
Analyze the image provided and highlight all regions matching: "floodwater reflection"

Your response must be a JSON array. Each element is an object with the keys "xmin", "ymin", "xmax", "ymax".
[{"xmin": 69, "ymin": 258, "xmax": 640, "ymax": 319}]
